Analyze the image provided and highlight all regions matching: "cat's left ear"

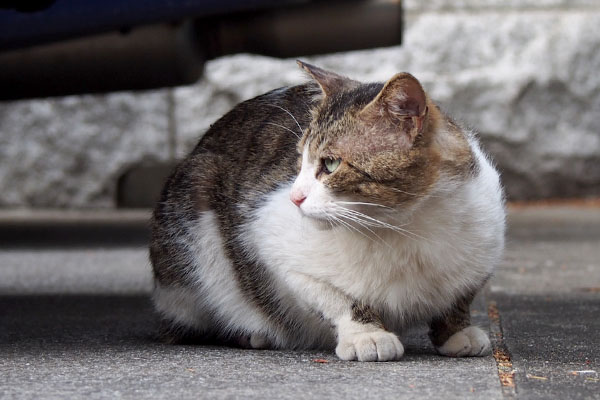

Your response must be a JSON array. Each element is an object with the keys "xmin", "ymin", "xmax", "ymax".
[
  {"xmin": 297, "ymin": 60, "xmax": 356, "ymax": 97},
  {"xmin": 360, "ymin": 73, "xmax": 428, "ymax": 139}
]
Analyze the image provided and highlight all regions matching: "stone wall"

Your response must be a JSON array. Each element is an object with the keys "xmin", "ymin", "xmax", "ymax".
[{"xmin": 1, "ymin": 0, "xmax": 599, "ymax": 208}]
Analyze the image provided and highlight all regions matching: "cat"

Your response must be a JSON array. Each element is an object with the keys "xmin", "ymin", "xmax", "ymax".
[{"xmin": 149, "ymin": 61, "xmax": 505, "ymax": 361}]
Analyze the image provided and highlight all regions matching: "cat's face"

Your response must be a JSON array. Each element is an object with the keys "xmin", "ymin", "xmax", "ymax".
[{"xmin": 290, "ymin": 62, "xmax": 441, "ymax": 226}]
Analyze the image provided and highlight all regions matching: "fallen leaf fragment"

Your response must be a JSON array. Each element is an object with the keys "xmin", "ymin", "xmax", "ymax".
[
  {"xmin": 526, "ymin": 374, "xmax": 548, "ymax": 381},
  {"xmin": 569, "ymin": 370, "xmax": 597, "ymax": 376}
]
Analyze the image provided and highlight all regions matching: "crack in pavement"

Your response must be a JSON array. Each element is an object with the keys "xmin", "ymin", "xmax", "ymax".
[{"xmin": 488, "ymin": 300, "xmax": 517, "ymax": 398}]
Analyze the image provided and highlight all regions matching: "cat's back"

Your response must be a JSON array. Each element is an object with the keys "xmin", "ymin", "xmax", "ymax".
[{"xmin": 193, "ymin": 84, "xmax": 314, "ymax": 163}]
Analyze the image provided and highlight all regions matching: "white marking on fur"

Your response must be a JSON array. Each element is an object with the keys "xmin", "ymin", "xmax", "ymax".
[
  {"xmin": 152, "ymin": 211, "xmax": 274, "ymax": 340},
  {"xmin": 291, "ymin": 144, "xmax": 346, "ymax": 220}
]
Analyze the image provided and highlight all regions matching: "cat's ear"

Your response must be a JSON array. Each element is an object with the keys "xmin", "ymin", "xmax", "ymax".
[
  {"xmin": 360, "ymin": 73, "xmax": 428, "ymax": 139},
  {"xmin": 296, "ymin": 60, "xmax": 354, "ymax": 97}
]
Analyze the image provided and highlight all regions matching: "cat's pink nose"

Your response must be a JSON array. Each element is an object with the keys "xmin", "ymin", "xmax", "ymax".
[{"xmin": 290, "ymin": 192, "xmax": 306, "ymax": 207}]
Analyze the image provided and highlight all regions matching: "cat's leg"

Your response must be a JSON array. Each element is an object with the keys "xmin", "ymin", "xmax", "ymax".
[
  {"xmin": 158, "ymin": 317, "xmax": 211, "ymax": 345},
  {"xmin": 235, "ymin": 333, "xmax": 272, "ymax": 349},
  {"xmin": 428, "ymin": 293, "xmax": 491, "ymax": 357},
  {"xmin": 287, "ymin": 272, "xmax": 404, "ymax": 362},
  {"xmin": 337, "ymin": 301, "xmax": 404, "ymax": 361},
  {"xmin": 153, "ymin": 283, "xmax": 219, "ymax": 344}
]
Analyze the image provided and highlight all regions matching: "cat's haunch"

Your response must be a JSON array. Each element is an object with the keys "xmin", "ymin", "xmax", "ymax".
[{"xmin": 150, "ymin": 62, "xmax": 505, "ymax": 361}]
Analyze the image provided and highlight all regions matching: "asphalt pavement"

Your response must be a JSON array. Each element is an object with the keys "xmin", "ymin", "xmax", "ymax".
[{"xmin": 0, "ymin": 206, "xmax": 598, "ymax": 399}]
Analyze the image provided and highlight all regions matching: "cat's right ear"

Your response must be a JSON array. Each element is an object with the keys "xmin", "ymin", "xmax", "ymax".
[
  {"xmin": 359, "ymin": 73, "xmax": 428, "ymax": 141},
  {"xmin": 296, "ymin": 60, "xmax": 354, "ymax": 97}
]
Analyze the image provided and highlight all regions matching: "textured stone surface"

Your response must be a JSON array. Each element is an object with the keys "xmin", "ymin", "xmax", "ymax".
[
  {"xmin": 403, "ymin": 0, "xmax": 600, "ymax": 12},
  {"xmin": 1, "ymin": 3, "xmax": 600, "ymax": 207},
  {"xmin": 0, "ymin": 91, "xmax": 170, "ymax": 208}
]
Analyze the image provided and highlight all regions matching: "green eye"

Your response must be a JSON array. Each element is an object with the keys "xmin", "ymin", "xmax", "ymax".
[{"xmin": 323, "ymin": 158, "xmax": 341, "ymax": 174}]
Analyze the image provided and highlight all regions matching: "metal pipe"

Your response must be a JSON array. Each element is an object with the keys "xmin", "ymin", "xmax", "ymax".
[
  {"xmin": 0, "ymin": 0, "xmax": 402, "ymax": 100},
  {"xmin": 0, "ymin": 22, "xmax": 205, "ymax": 100},
  {"xmin": 206, "ymin": 0, "xmax": 402, "ymax": 58}
]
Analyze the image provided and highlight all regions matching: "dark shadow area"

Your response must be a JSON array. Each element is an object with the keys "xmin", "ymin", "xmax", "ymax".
[
  {"xmin": 0, "ymin": 293, "xmax": 489, "ymax": 356},
  {"xmin": 0, "ymin": 220, "xmax": 149, "ymax": 249},
  {"xmin": 0, "ymin": 295, "xmax": 157, "ymax": 348}
]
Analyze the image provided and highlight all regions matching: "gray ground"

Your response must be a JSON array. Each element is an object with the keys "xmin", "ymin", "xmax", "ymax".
[{"xmin": 0, "ymin": 206, "xmax": 598, "ymax": 399}]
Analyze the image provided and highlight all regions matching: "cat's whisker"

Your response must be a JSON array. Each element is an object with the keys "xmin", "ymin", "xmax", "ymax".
[
  {"xmin": 336, "ymin": 206, "xmax": 431, "ymax": 244},
  {"xmin": 336, "ymin": 210, "xmax": 383, "ymax": 229},
  {"xmin": 331, "ymin": 214, "xmax": 380, "ymax": 244},
  {"xmin": 348, "ymin": 211, "xmax": 422, "ymax": 239},
  {"xmin": 342, "ymin": 216, "xmax": 420, "ymax": 246},
  {"xmin": 265, "ymin": 122, "xmax": 301, "ymax": 139},
  {"xmin": 266, "ymin": 104, "xmax": 304, "ymax": 136},
  {"xmin": 355, "ymin": 209, "xmax": 412, "ymax": 228},
  {"xmin": 336, "ymin": 213, "xmax": 394, "ymax": 249},
  {"xmin": 334, "ymin": 201, "xmax": 393, "ymax": 210},
  {"xmin": 329, "ymin": 215, "xmax": 354, "ymax": 235},
  {"xmin": 328, "ymin": 213, "xmax": 358, "ymax": 233},
  {"xmin": 321, "ymin": 211, "xmax": 338, "ymax": 231},
  {"xmin": 325, "ymin": 210, "xmax": 367, "ymax": 237},
  {"xmin": 389, "ymin": 187, "xmax": 445, "ymax": 199},
  {"xmin": 388, "ymin": 187, "xmax": 421, "ymax": 197},
  {"xmin": 330, "ymin": 207, "xmax": 390, "ymax": 241}
]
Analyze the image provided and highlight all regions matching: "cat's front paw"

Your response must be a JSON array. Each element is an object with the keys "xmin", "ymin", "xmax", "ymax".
[
  {"xmin": 236, "ymin": 333, "xmax": 272, "ymax": 349},
  {"xmin": 436, "ymin": 326, "xmax": 491, "ymax": 357},
  {"xmin": 336, "ymin": 330, "xmax": 404, "ymax": 362}
]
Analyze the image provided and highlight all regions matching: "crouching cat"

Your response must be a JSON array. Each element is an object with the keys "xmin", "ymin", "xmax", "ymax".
[{"xmin": 150, "ymin": 61, "xmax": 505, "ymax": 361}]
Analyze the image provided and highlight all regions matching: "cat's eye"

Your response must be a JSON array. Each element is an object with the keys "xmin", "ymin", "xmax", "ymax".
[{"xmin": 323, "ymin": 158, "xmax": 341, "ymax": 174}]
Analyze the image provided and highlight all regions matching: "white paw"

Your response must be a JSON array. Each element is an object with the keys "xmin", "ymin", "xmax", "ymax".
[
  {"xmin": 336, "ymin": 330, "xmax": 404, "ymax": 362},
  {"xmin": 437, "ymin": 326, "xmax": 491, "ymax": 357}
]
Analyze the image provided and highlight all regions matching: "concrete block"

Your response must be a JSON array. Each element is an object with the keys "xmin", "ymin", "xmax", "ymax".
[
  {"xmin": 404, "ymin": 0, "xmax": 600, "ymax": 12},
  {"xmin": 0, "ymin": 91, "xmax": 171, "ymax": 207}
]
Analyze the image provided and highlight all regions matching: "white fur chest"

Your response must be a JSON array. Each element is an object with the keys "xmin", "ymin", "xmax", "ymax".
[{"xmin": 244, "ymin": 176, "xmax": 503, "ymax": 323}]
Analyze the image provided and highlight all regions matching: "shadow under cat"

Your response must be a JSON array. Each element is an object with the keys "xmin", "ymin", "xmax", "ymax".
[{"xmin": 0, "ymin": 293, "xmax": 490, "ymax": 355}]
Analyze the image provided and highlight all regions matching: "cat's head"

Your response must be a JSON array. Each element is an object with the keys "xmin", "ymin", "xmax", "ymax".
[{"xmin": 290, "ymin": 61, "xmax": 473, "ymax": 225}]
